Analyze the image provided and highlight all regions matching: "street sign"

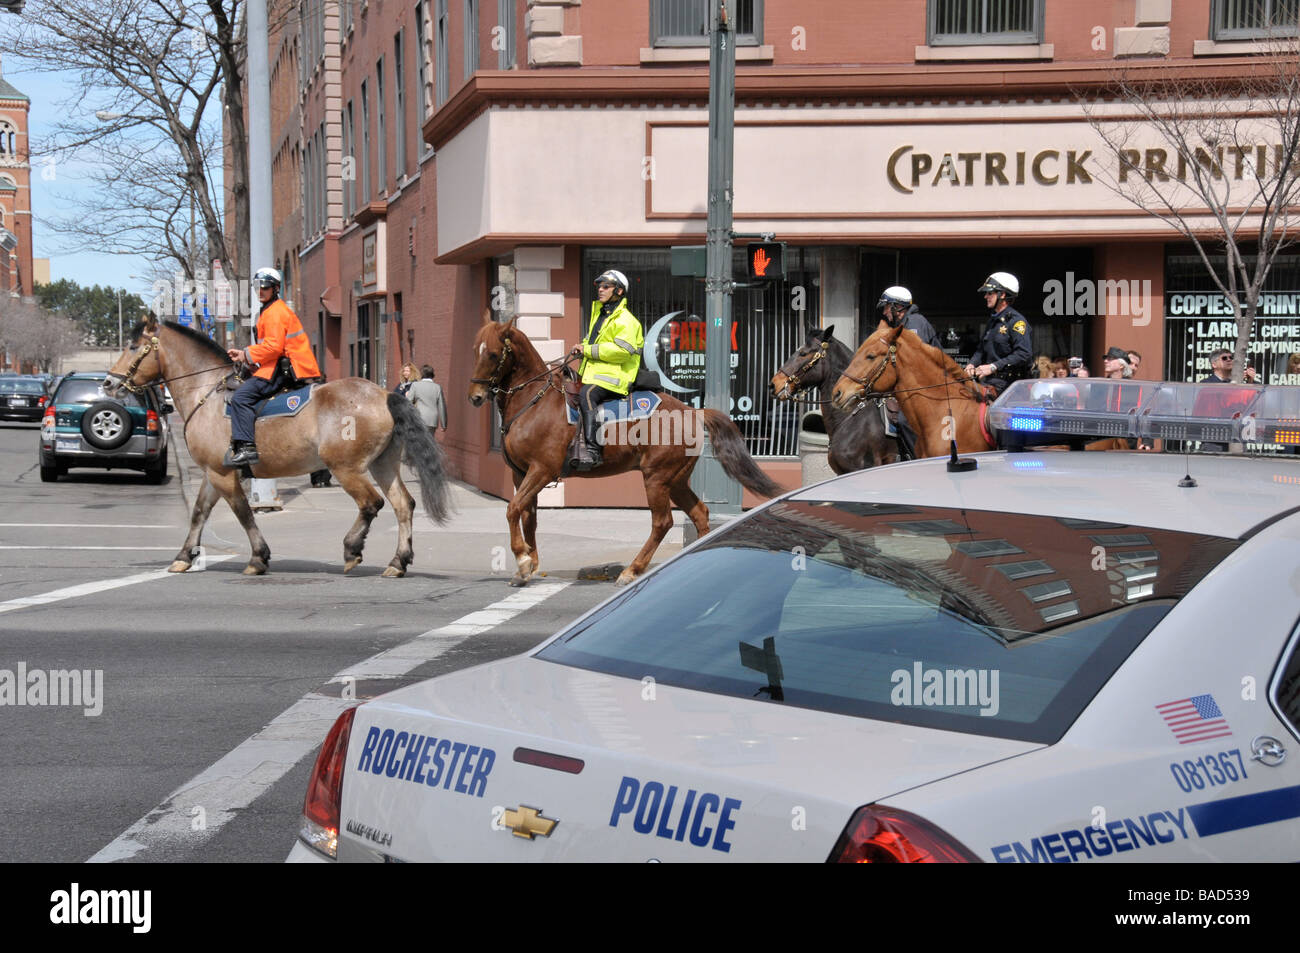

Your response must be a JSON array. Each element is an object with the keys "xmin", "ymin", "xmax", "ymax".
[
  {"xmin": 746, "ymin": 242, "xmax": 786, "ymax": 280},
  {"xmin": 670, "ymin": 245, "xmax": 708, "ymax": 278}
]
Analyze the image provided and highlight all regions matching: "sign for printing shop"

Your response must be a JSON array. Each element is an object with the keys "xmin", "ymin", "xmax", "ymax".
[{"xmin": 1165, "ymin": 292, "xmax": 1300, "ymax": 384}]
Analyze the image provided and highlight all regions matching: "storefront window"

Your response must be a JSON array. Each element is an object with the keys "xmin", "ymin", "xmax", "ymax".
[
  {"xmin": 1165, "ymin": 249, "xmax": 1300, "ymax": 384},
  {"xmin": 584, "ymin": 247, "xmax": 819, "ymax": 457}
]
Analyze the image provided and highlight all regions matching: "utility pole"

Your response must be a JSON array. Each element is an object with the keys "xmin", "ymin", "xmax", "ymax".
[
  {"xmin": 247, "ymin": 0, "xmax": 280, "ymax": 510},
  {"xmin": 693, "ymin": 0, "xmax": 741, "ymax": 515}
]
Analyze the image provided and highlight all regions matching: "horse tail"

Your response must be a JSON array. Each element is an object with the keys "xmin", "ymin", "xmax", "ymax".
[
  {"xmin": 699, "ymin": 409, "xmax": 782, "ymax": 499},
  {"xmin": 386, "ymin": 392, "xmax": 453, "ymax": 524}
]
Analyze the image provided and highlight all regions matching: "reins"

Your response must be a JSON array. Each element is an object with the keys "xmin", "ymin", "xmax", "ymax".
[{"xmin": 106, "ymin": 332, "xmax": 239, "ymax": 427}]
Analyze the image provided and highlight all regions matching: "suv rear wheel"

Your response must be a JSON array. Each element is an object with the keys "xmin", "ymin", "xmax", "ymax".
[
  {"xmin": 80, "ymin": 400, "xmax": 134, "ymax": 451},
  {"xmin": 146, "ymin": 447, "xmax": 168, "ymax": 485},
  {"xmin": 39, "ymin": 462, "xmax": 65, "ymax": 482}
]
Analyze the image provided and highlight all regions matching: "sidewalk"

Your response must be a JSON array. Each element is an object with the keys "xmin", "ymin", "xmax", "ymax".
[{"xmin": 168, "ymin": 432, "xmax": 689, "ymax": 579}]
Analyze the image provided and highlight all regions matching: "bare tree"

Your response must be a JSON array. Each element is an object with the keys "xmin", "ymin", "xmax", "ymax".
[
  {"xmin": 1080, "ymin": 44, "xmax": 1300, "ymax": 383},
  {"xmin": 0, "ymin": 297, "xmax": 80, "ymax": 372},
  {"xmin": 2, "ymin": 1, "xmax": 297, "ymax": 309}
]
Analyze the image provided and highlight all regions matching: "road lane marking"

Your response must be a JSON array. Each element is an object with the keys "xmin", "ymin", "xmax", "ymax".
[
  {"xmin": 87, "ymin": 581, "xmax": 571, "ymax": 863},
  {"xmin": 0, "ymin": 557, "xmax": 237, "ymax": 615},
  {"xmin": 0, "ymin": 523, "xmax": 178, "ymax": 528},
  {"xmin": 0, "ymin": 546, "xmax": 180, "ymax": 551}
]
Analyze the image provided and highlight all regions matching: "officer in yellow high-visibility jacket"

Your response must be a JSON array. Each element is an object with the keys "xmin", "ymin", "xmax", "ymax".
[{"xmin": 568, "ymin": 269, "xmax": 643, "ymax": 470}]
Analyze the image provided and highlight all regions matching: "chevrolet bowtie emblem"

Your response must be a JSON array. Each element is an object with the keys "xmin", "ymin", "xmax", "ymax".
[{"xmin": 503, "ymin": 805, "xmax": 558, "ymax": 840}]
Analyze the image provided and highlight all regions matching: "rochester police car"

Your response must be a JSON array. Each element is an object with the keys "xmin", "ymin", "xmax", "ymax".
[{"xmin": 289, "ymin": 379, "xmax": 1300, "ymax": 863}]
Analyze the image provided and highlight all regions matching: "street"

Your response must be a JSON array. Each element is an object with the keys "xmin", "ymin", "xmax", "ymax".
[{"xmin": 0, "ymin": 420, "xmax": 652, "ymax": 862}]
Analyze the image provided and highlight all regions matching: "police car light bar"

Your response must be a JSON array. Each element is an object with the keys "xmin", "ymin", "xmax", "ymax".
[{"xmin": 988, "ymin": 379, "xmax": 1300, "ymax": 451}]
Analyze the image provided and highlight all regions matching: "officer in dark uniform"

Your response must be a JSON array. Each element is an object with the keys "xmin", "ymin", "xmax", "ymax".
[
  {"xmin": 966, "ymin": 271, "xmax": 1032, "ymax": 395},
  {"xmin": 877, "ymin": 286, "xmax": 940, "ymax": 458}
]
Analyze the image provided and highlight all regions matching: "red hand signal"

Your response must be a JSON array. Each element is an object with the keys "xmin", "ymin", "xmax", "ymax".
[{"xmin": 752, "ymin": 248, "xmax": 770, "ymax": 277}]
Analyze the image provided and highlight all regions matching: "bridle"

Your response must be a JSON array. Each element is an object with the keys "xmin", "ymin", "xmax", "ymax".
[
  {"xmin": 777, "ymin": 342, "xmax": 829, "ymax": 399},
  {"xmin": 838, "ymin": 342, "xmax": 898, "ymax": 397},
  {"xmin": 106, "ymin": 331, "xmax": 237, "ymax": 426},
  {"xmin": 107, "ymin": 335, "xmax": 161, "ymax": 397},
  {"xmin": 472, "ymin": 333, "xmax": 579, "ymax": 436},
  {"xmin": 470, "ymin": 336, "xmax": 515, "ymax": 393}
]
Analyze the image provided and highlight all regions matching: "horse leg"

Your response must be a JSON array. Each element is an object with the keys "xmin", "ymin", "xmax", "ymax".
[
  {"xmin": 333, "ymin": 468, "xmax": 386, "ymax": 573},
  {"xmin": 512, "ymin": 470, "xmax": 541, "ymax": 577},
  {"xmin": 369, "ymin": 440, "xmax": 415, "ymax": 578},
  {"xmin": 168, "ymin": 475, "xmax": 223, "ymax": 572},
  {"xmin": 669, "ymin": 474, "xmax": 710, "ymax": 539},
  {"xmin": 617, "ymin": 473, "xmax": 676, "ymax": 587},
  {"xmin": 506, "ymin": 466, "xmax": 553, "ymax": 586},
  {"xmin": 211, "ymin": 468, "xmax": 272, "ymax": 575}
]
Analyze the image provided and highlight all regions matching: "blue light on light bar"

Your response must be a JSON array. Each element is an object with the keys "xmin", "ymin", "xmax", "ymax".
[
  {"xmin": 1012, "ymin": 460, "xmax": 1046, "ymax": 468},
  {"xmin": 1009, "ymin": 416, "xmax": 1045, "ymax": 431}
]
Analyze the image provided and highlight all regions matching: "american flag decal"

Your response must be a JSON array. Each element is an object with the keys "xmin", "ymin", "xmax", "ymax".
[{"xmin": 1156, "ymin": 694, "xmax": 1233, "ymax": 745}]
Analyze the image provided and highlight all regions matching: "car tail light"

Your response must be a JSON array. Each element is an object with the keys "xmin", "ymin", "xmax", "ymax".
[
  {"xmin": 38, "ymin": 395, "xmax": 48, "ymax": 408},
  {"xmin": 829, "ymin": 805, "xmax": 980, "ymax": 863},
  {"xmin": 146, "ymin": 409, "xmax": 159, "ymax": 432},
  {"xmin": 41, "ymin": 409, "xmax": 55, "ymax": 437},
  {"xmin": 298, "ymin": 707, "xmax": 357, "ymax": 860}
]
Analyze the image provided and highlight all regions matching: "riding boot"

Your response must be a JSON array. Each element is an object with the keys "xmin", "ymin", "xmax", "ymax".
[
  {"xmin": 226, "ymin": 440, "xmax": 260, "ymax": 467},
  {"xmin": 572, "ymin": 407, "xmax": 603, "ymax": 471}
]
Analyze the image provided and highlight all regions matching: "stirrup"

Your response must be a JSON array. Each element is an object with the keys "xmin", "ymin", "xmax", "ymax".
[{"xmin": 224, "ymin": 443, "xmax": 260, "ymax": 467}]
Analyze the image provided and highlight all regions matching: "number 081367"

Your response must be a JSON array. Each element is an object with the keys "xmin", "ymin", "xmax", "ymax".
[{"xmin": 1170, "ymin": 749, "xmax": 1247, "ymax": 793}]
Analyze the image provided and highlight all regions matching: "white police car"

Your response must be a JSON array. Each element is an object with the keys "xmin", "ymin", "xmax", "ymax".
[{"xmin": 288, "ymin": 380, "xmax": 1300, "ymax": 862}]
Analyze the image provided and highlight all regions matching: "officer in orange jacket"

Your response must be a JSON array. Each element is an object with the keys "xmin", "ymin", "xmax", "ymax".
[{"xmin": 224, "ymin": 267, "xmax": 322, "ymax": 466}]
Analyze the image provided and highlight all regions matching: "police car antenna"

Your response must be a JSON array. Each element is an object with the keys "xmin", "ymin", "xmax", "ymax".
[
  {"xmin": 1179, "ymin": 408, "xmax": 1197, "ymax": 487},
  {"xmin": 945, "ymin": 373, "xmax": 977, "ymax": 473}
]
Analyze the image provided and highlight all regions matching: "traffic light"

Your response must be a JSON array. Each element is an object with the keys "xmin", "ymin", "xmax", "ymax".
[{"xmin": 746, "ymin": 242, "xmax": 786, "ymax": 280}]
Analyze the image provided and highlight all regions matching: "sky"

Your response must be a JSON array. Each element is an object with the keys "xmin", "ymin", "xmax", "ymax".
[{"xmin": 8, "ymin": 61, "xmax": 178, "ymax": 300}]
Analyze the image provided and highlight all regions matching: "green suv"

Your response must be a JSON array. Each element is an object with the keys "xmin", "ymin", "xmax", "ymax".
[{"xmin": 39, "ymin": 373, "xmax": 172, "ymax": 483}]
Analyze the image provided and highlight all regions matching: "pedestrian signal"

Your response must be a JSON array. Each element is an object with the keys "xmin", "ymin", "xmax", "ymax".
[{"xmin": 746, "ymin": 242, "xmax": 786, "ymax": 280}]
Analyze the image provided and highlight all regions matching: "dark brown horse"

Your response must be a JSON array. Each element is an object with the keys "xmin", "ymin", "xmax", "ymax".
[
  {"xmin": 105, "ymin": 316, "xmax": 451, "ymax": 576},
  {"xmin": 771, "ymin": 325, "xmax": 898, "ymax": 472},
  {"xmin": 469, "ymin": 317, "xmax": 781, "ymax": 586},
  {"xmin": 830, "ymin": 323, "xmax": 1127, "ymax": 455}
]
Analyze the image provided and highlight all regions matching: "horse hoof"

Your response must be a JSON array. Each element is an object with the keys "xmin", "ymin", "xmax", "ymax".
[
  {"xmin": 382, "ymin": 566, "xmax": 404, "ymax": 578},
  {"xmin": 167, "ymin": 560, "xmax": 191, "ymax": 573},
  {"xmin": 344, "ymin": 556, "xmax": 362, "ymax": 573},
  {"xmin": 509, "ymin": 573, "xmax": 530, "ymax": 587},
  {"xmin": 616, "ymin": 569, "xmax": 637, "ymax": 587},
  {"xmin": 242, "ymin": 563, "xmax": 266, "ymax": 576}
]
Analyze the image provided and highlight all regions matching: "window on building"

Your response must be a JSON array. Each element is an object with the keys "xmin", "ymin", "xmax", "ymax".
[
  {"xmin": 361, "ymin": 79, "xmax": 371, "ymax": 203},
  {"xmin": 417, "ymin": 0, "xmax": 434, "ymax": 121},
  {"xmin": 0, "ymin": 121, "xmax": 15, "ymax": 156},
  {"xmin": 650, "ymin": 0, "xmax": 762, "ymax": 47},
  {"xmin": 343, "ymin": 100, "xmax": 355, "ymax": 217},
  {"xmin": 465, "ymin": 0, "xmax": 480, "ymax": 78},
  {"xmin": 436, "ymin": 0, "xmax": 450, "ymax": 106},
  {"xmin": 497, "ymin": 0, "xmax": 517, "ymax": 69},
  {"xmin": 394, "ymin": 32, "xmax": 407, "ymax": 178},
  {"xmin": 376, "ymin": 58, "xmax": 387, "ymax": 196},
  {"xmin": 317, "ymin": 123, "xmax": 327, "ymax": 231},
  {"xmin": 928, "ymin": 0, "xmax": 1043, "ymax": 45},
  {"xmin": 304, "ymin": 138, "xmax": 314, "ymax": 235},
  {"xmin": 342, "ymin": 0, "xmax": 353, "ymax": 37},
  {"xmin": 1213, "ymin": 0, "xmax": 1299, "ymax": 38},
  {"xmin": 357, "ymin": 303, "xmax": 372, "ymax": 379}
]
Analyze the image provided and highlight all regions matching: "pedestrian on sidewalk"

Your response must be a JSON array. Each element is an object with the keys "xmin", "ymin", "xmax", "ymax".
[{"xmin": 407, "ymin": 364, "xmax": 447, "ymax": 438}]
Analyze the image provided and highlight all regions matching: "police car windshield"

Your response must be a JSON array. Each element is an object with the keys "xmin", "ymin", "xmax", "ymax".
[{"xmin": 538, "ymin": 500, "xmax": 1240, "ymax": 744}]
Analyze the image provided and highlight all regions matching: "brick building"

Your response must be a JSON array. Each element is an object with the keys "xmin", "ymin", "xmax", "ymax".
[
  {"xmin": 0, "ymin": 55, "xmax": 32, "ymax": 298},
  {"xmin": 280, "ymin": 0, "xmax": 1300, "ymax": 505}
]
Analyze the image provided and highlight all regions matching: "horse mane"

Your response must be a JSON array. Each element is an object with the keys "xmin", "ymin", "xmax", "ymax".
[
  {"xmin": 160, "ymin": 320, "xmax": 233, "ymax": 365},
  {"xmin": 893, "ymin": 329, "xmax": 988, "ymax": 402},
  {"xmin": 823, "ymin": 334, "xmax": 855, "ymax": 372}
]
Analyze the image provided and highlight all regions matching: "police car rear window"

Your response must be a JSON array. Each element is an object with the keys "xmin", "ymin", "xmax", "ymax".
[
  {"xmin": 56, "ymin": 380, "xmax": 146, "ymax": 408},
  {"xmin": 538, "ymin": 500, "xmax": 1240, "ymax": 744}
]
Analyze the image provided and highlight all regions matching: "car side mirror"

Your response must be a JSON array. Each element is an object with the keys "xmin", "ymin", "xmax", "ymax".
[{"xmin": 163, "ymin": 401, "xmax": 175, "ymax": 415}]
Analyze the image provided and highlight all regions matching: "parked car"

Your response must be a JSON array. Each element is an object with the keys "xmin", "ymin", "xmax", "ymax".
[
  {"xmin": 39, "ymin": 372, "xmax": 171, "ymax": 483},
  {"xmin": 0, "ymin": 376, "xmax": 50, "ymax": 422},
  {"xmin": 287, "ymin": 380, "xmax": 1300, "ymax": 863}
]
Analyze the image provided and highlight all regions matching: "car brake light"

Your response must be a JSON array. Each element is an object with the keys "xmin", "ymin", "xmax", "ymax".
[
  {"xmin": 829, "ymin": 805, "xmax": 981, "ymax": 863},
  {"xmin": 146, "ymin": 409, "xmax": 159, "ymax": 432},
  {"xmin": 299, "ymin": 707, "xmax": 357, "ymax": 859}
]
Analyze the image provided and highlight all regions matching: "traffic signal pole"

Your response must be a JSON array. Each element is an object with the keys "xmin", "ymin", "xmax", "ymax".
[{"xmin": 695, "ymin": 0, "xmax": 742, "ymax": 515}]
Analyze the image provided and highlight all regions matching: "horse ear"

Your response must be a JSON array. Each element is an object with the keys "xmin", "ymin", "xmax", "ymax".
[
  {"xmin": 144, "ymin": 313, "xmax": 160, "ymax": 335},
  {"xmin": 481, "ymin": 308, "xmax": 494, "ymax": 325},
  {"xmin": 819, "ymin": 326, "xmax": 835, "ymax": 343}
]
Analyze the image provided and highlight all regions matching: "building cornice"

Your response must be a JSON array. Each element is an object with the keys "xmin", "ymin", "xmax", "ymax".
[{"xmin": 422, "ymin": 59, "xmax": 1281, "ymax": 150}]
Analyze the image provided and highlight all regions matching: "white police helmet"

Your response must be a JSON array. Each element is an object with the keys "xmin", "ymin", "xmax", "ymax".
[
  {"xmin": 253, "ymin": 267, "xmax": 283, "ymax": 289},
  {"xmin": 594, "ymin": 269, "xmax": 628, "ymax": 293},
  {"xmin": 978, "ymin": 272, "xmax": 1019, "ymax": 297},
  {"xmin": 877, "ymin": 286, "xmax": 913, "ymax": 309}
]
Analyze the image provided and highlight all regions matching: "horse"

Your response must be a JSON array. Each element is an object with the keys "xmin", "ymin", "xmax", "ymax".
[
  {"xmin": 468, "ymin": 316, "xmax": 781, "ymax": 587},
  {"xmin": 771, "ymin": 325, "xmax": 898, "ymax": 472},
  {"xmin": 829, "ymin": 322, "xmax": 1128, "ymax": 455},
  {"xmin": 104, "ymin": 315, "xmax": 452, "ymax": 577}
]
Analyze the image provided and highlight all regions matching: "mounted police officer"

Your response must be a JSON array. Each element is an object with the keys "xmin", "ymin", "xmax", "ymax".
[
  {"xmin": 965, "ymin": 272, "xmax": 1032, "ymax": 395},
  {"xmin": 568, "ymin": 269, "xmax": 643, "ymax": 471},
  {"xmin": 225, "ymin": 267, "xmax": 322, "ymax": 467},
  {"xmin": 877, "ymin": 286, "xmax": 940, "ymax": 459}
]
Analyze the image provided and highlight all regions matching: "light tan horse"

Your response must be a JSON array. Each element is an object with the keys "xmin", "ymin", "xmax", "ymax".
[
  {"xmin": 106, "ymin": 316, "xmax": 451, "ymax": 576},
  {"xmin": 468, "ymin": 317, "xmax": 781, "ymax": 587}
]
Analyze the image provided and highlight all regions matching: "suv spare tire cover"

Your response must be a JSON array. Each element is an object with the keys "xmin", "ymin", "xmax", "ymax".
[{"xmin": 80, "ymin": 399, "xmax": 134, "ymax": 451}]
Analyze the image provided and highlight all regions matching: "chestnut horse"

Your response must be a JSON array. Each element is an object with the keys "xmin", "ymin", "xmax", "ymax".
[
  {"xmin": 830, "ymin": 322, "xmax": 1126, "ymax": 455},
  {"xmin": 469, "ymin": 317, "xmax": 781, "ymax": 586},
  {"xmin": 106, "ymin": 316, "xmax": 451, "ymax": 576},
  {"xmin": 771, "ymin": 326, "xmax": 898, "ymax": 472}
]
